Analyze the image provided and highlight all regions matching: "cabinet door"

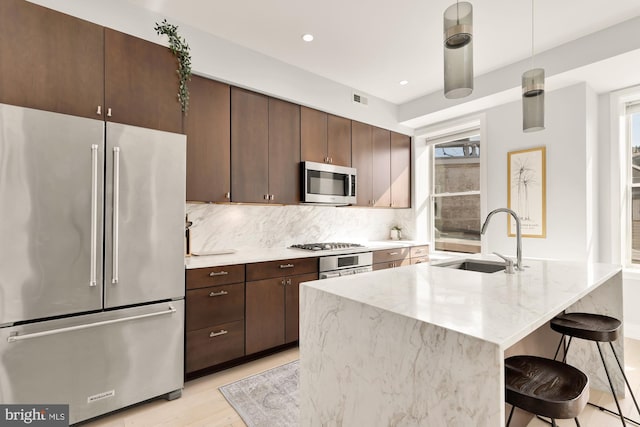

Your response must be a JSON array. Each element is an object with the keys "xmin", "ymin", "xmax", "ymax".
[
  {"xmin": 185, "ymin": 76, "xmax": 231, "ymax": 202},
  {"xmin": 104, "ymin": 28, "xmax": 182, "ymax": 134},
  {"xmin": 268, "ymin": 98, "xmax": 300, "ymax": 204},
  {"xmin": 351, "ymin": 121, "xmax": 373, "ymax": 206},
  {"xmin": 391, "ymin": 132, "xmax": 411, "ymax": 208},
  {"xmin": 301, "ymin": 106, "xmax": 327, "ymax": 163},
  {"xmin": 0, "ymin": 0, "xmax": 104, "ymax": 119},
  {"xmin": 327, "ymin": 114, "xmax": 352, "ymax": 166},
  {"xmin": 372, "ymin": 127, "xmax": 391, "ymax": 207},
  {"xmin": 245, "ymin": 278, "xmax": 285, "ymax": 354},
  {"xmin": 285, "ymin": 273, "xmax": 317, "ymax": 343},
  {"xmin": 231, "ymin": 88, "xmax": 269, "ymax": 203}
]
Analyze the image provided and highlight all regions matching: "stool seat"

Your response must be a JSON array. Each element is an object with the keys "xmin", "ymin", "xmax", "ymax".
[
  {"xmin": 551, "ymin": 312, "xmax": 621, "ymax": 343},
  {"xmin": 506, "ymin": 355, "xmax": 589, "ymax": 420}
]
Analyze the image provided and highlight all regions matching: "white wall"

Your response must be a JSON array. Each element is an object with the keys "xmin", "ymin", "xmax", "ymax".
[
  {"xmin": 484, "ymin": 84, "xmax": 595, "ymax": 261},
  {"xmin": 414, "ymin": 83, "xmax": 597, "ymax": 262},
  {"xmin": 27, "ymin": 0, "xmax": 411, "ymax": 135}
]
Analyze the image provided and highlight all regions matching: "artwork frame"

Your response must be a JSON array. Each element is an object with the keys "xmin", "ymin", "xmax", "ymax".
[{"xmin": 507, "ymin": 146, "xmax": 546, "ymax": 238}]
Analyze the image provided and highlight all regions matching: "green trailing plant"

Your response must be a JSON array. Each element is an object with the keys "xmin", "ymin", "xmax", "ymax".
[{"xmin": 154, "ymin": 19, "xmax": 192, "ymax": 113}]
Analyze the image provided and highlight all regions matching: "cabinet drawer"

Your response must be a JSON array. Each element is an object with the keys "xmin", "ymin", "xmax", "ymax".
[
  {"xmin": 185, "ymin": 320, "xmax": 244, "ymax": 373},
  {"xmin": 410, "ymin": 245, "xmax": 430, "ymax": 259},
  {"xmin": 186, "ymin": 264, "xmax": 245, "ymax": 290},
  {"xmin": 372, "ymin": 247, "xmax": 410, "ymax": 264},
  {"xmin": 411, "ymin": 257, "xmax": 429, "ymax": 265},
  {"xmin": 186, "ymin": 282, "xmax": 244, "ymax": 331},
  {"xmin": 373, "ymin": 259, "xmax": 411, "ymax": 271},
  {"xmin": 246, "ymin": 257, "xmax": 318, "ymax": 281}
]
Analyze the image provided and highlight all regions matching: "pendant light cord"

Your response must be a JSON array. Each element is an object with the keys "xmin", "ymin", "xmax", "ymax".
[{"xmin": 530, "ymin": 0, "xmax": 535, "ymax": 70}]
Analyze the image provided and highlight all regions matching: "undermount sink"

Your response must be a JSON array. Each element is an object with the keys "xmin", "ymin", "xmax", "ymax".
[{"xmin": 433, "ymin": 259, "xmax": 506, "ymax": 273}]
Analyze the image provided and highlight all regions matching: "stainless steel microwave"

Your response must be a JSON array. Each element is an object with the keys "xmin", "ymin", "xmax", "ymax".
[{"xmin": 301, "ymin": 161, "xmax": 357, "ymax": 205}]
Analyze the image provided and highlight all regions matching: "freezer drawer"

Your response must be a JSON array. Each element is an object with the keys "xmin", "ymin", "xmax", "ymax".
[{"xmin": 0, "ymin": 301, "xmax": 184, "ymax": 424}]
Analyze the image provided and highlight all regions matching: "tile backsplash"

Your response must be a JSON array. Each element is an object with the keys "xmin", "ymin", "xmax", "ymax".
[{"xmin": 186, "ymin": 203, "xmax": 414, "ymax": 251}]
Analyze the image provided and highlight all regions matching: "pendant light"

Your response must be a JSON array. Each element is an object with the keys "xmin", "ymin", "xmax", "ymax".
[
  {"xmin": 443, "ymin": 1, "xmax": 473, "ymax": 99},
  {"xmin": 522, "ymin": 0, "xmax": 545, "ymax": 132}
]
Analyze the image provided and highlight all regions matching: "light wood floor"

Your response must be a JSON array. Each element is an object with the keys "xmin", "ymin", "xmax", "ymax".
[{"xmin": 82, "ymin": 340, "xmax": 640, "ymax": 427}]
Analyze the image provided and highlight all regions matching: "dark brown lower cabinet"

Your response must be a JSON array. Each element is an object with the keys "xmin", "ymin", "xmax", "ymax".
[
  {"xmin": 372, "ymin": 247, "xmax": 411, "ymax": 271},
  {"xmin": 245, "ymin": 272, "xmax": 317, "ymax": 355},
  {"xmin": 185, "ymin": 266, "xmax": 245, "ymax": 374},
  {"xmin": 186, "ymin": 320, "xmax": 244, "ymax": 373}
]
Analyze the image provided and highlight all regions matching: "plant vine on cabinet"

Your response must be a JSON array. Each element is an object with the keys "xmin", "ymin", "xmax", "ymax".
[{"xmin": 0, "ymin": 0, "xmax": 183, "ymax": 133}]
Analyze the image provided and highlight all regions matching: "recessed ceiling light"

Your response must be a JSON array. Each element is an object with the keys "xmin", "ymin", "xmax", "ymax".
[
  {"xmin": 302, "ymin": 34, "xmax": 314, "ymax": 42},
  {"xmin": 399, "ymin": 80, "xmax": 409, "ymax": 86}
]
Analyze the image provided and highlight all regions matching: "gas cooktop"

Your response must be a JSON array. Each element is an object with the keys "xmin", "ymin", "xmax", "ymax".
[{"xmin": 290, "ymin": 242, "xmax": 365, "ymax": 251}]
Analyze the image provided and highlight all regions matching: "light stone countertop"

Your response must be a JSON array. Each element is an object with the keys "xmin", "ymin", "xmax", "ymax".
[
  {"xmin": 302, "ymin": 255, "xmax": 622, "ymax": 349},
  {"xmin": 184, "ymin": 240, "xmax": 429, "ymax": 269}
]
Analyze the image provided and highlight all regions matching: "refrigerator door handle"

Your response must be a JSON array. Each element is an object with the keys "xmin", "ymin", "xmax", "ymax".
[
  {"xmin": 6, "ymin": 306, "xmax": 177, "ymax": 343},
  {"xmin": 112, "ymin": 146, "xmax": 120, "ymax": 284},
  {"xmin": 89, "ymin": 144, "xmax": 99, "ymax": 287}
]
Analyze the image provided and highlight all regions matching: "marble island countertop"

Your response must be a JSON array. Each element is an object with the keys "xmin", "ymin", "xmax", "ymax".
[
  {"xmin": 184, "ymin": 240, "xmax": 429, "ymax": 269},
  {"xmin": 299, "ymin": 257, "xmax": 623, "ymax": 426},
  {"xmin": 302, "ymin": 255, "xmax": 622, "ymax": 349}
]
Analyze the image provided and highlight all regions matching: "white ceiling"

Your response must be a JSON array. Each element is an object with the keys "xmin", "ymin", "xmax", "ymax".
[{"xmin": 126, "ymin": 0, "xmax": 640, "ymax": 105}]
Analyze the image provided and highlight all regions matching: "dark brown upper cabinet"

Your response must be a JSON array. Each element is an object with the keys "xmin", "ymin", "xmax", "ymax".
[
  {"xmin": 0, "ymin": 1, "xmax": 183, "ymax": 133},
  {"xmin": 104, "ymin": 28, "xmax": 182, "ymax": 134},
  {"xmin": 391, "ymin": 132, "xmax": 411, "ymax": 208},
  {"xmin": 372, "ymin": 127, "xmax": 391, "ymax": 207},
  {"xmin": 231, "ymin": 88, "xmax": 300, "ymax": 204},
  {"xmin": 231, "ymin": 87, "xmax": 269, "ymax": 203},
  {"xmin": 184, "ymin": 76, "xmax": 231, "ymax": 202},
  {"xmin": 0, "ymin": 0, "xmax": 104, "ymax": 119},
  {"xmin": 301, "ymin": 107, "xmax": 351, "ymax": 166},
  {"xmin": 268, "ymin": 98, "xmax": 301, "ymax": 205},
  {"xmin": 351, "ymin": 121, "xmax": 373, "ymax": 207}
]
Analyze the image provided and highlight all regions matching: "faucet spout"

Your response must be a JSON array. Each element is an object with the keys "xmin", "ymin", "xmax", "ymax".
[{"xmin": 481, "ymin": 208, "xmax": 522, "ymax": 271}]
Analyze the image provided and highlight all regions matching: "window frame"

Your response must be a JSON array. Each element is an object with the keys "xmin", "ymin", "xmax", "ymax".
[
  {"xmin": 627, "ymin": 103, "xmax": 640, "ymax": 266},
  {"xmin": 426, "ymin": 123, "xmax": 484, "ymax": 254}
]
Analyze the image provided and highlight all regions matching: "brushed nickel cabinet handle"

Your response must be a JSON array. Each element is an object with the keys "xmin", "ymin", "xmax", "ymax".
[
  {"xmin": 209, "ymin": 290, "xmax": 228, "ymax": 297},
  {"xmin": 389, "ymin": 252, "xmax": 399, "ymax": 255},
  {"xmin": 209, "ymin": 271, "xmax": 229, "ymax": 277},
  {"xmin": 209, "ymin": 330, "xmax": 228, "ymax": 338},
  {"xmin": 225, "ymin": 192, "xmax": 230, "ymax": 199},
  {"xmin": 286, "ymin": 279, "xmax": 292, "ymax": 285},
  {"xmin": 96, "ymin": 105, "xmax": 102, "ymax": 115},
  {"xmin": 107, "ymin": 108, "xmax": 112, "ymax": 117},
  {"xmin": 280, "ymin": 264, "xmax": 294, "ymax": 269}
]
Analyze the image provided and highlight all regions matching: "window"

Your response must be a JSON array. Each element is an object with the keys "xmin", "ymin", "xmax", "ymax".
[
  {"xmin": 430, "ymin": 129, "xmax": 481, "ymax": 253},
  {"xmin": 628, "ymin": 102, "xmax": 640, "ymax": 264}
]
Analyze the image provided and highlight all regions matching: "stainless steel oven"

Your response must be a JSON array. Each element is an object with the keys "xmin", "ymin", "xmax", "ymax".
[
  {"xmin": 301, "ymin": 161, "xmax": 356, "ymax": 205},
  {"xmin": 319, "ymin": 252, "xmax": 373, "ymax": 279}
]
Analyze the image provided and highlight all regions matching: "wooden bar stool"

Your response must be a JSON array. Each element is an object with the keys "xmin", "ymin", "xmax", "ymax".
[
  {"xmin": 551, "ymin": 312, "xmax": 640, "ymax": 426},
  {"xmin": 505, "ymin": 355, "xmax": 589, "ymax": 427}
]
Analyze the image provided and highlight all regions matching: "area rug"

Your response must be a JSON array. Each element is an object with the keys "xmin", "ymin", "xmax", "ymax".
[{"xmin": 219, "ymin": 360, "xmax": 299, "ymax": 427}]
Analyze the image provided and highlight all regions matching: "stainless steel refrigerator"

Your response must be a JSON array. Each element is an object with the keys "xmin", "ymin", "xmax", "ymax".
[{"xmin": 0, "ymin": 103, "xmax": 186, "ymax": 424}]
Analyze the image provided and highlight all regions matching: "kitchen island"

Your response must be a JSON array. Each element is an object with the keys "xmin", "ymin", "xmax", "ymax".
[{"xmin": 299, "ymin": 257, "xmax": 623, "ymax": 427}]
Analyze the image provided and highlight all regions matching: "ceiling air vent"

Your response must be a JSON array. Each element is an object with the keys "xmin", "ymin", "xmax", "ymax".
[{"xmin": 352, "ymin": 91, "xmax": 368, "ymax": 106}]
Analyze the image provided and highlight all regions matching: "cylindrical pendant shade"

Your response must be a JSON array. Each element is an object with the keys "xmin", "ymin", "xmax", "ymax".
[
  {"xmin": 443, "ymin": 2, "xmax": 473, "ymax": 99},
  {"xmin": 522, "ymin": 68, "xmax": 545, "ymax": 132}
]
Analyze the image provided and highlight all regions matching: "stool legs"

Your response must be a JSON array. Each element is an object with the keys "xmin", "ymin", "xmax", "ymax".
[{"xmin": 554, "ymin": 335, "xmax": 640, "ymax": 426}]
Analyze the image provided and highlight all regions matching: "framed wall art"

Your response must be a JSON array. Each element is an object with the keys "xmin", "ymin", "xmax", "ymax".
[{"xmin": 507, "ymin": 146, "xmax": 546, "ymax": 238}]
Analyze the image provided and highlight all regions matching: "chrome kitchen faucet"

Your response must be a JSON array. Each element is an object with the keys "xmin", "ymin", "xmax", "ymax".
[{"xmin": 481, "ymin": 208, "xmax": 522, "ymax": 273}]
